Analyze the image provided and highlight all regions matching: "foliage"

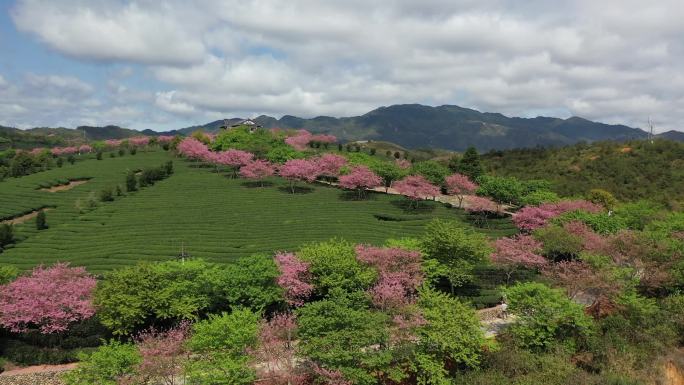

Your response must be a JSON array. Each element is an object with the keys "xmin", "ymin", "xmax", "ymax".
[
  {"xmin": 0, "ymin": 265, "xmax": 19, "ymax": 284},
  {"xmin": 296, "ymin": 291, "xmax": 392, "ymax": 385},
  {"xmin": 61, "ymin": 340, "xmax": 140, "ymax": 385},
  {"xmin": 533, "ymin": 225, "xmax": 584, "ymax": 261},
  {"xmin": 0, "ymin": 263, "xmax": 97, "ymax": 333},
  {"xmin": 554, "ymin": 210, "xmax": 628, "ymax": 234},
  {"xmin": 0, "ymin": 223, "xmax": 14, "ymax": 249},
  {"xmin": 394, "ymin": 175, "xmax": 441, "ymax": 203},
  {"xmin": 420, "ymin": 219, "xmax": 492, "ymax": 291},
  {"xmin": 186, "ymin": 309, "xmax": 260, "ymax": 385},
  {"xmin": 239, "ymin": 159, "xmax": 275, "ymax": 184},
  {"xmin": 125, "ymin": 170, "xmax": 137, "ymax": 192},
  {"xmin": 445, "ymin": 173, "xmax": 478, "ymax": 208},
  {"xmin": 296, "ymin": 239, "xmax": 377, "ymax": 296},
  {"xmin": 338, "ymin": 166, "xmax": 382, "ymax": 199},
  {"xmin": 476, "ymin": 175, "xmax": 525, "ymax": 205},
  {"xmin": 410, "ymin": 160, "xmax": 450, "ymax": 185},
  {"xmin": 414, "ymin": 288, "xmax": 485, "ymax": 384},
  {"xmin": 265, "ymin": 146, "xmax": 304, "ymax": 164},
  {"xmin": 36, "ymin": 209, "xmax": 48, "ymax": 230},
  {"xmin": 130, "ymin": 322, "xmax": 191, "ymax": 385},
  {"xmin": 369, "ymin": 161, "xmax": 407, "ymax": 192},
  {"xmin": 504, "ymin": 282, "xmax": 594, "ymax": 351},
  {"xmin": 274, "ymin": 252, "xmax": 313, "ymax": 307},
  {"xmin": 279, "ymin": 158, "xmax": 320, "ymax": 193},
  {"xmin": 491, "ymin": 235, "xmax": 547, "ymax": 283},
  {"xmin": 520, "ymin": 190, "xmax": 560, "ymax": 206},
  {"xmin": 512, "ymin": 199, "xmax": 603, "ymax": 231},
  {"xmin": 587, "ymin": 188, "xmax": 618, "ymax": 210},
  {"xmin": 458, "ymin": 147, "xmax": 484, "ymax": 179}
]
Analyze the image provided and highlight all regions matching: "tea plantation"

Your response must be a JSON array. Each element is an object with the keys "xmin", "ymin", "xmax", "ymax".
[{"xmin": 0, "ymin": 149, "xmax": 516, "ymax": 273}]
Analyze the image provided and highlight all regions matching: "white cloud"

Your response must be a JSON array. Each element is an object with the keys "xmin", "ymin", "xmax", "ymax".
[{"xmin": 6, "ymin": 0, "xmax": 684, "ymax": 132}]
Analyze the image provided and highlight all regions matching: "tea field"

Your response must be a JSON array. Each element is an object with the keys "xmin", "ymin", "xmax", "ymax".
[{"xmin": 0, "ymin": 150, "xmax": 516, "ymax": 273}]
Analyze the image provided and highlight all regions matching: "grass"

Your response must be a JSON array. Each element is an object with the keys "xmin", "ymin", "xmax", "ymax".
[{"xmin": 0, "ymin": 149, "xmax": 517, "ymax": 273}]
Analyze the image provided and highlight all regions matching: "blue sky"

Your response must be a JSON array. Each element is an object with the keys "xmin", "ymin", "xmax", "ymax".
[{"xmin": 1, "ymin": 0, "xmax": 683, "ymax": 132}]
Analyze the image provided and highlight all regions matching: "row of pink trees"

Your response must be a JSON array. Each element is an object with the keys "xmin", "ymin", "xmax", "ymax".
[
  {"xmin": 512, "ymin": 200, "xmax": 603, "ymax": 231},
  {"xmin": 284, "ymin": 130, "xmax": 337, "ymax": 151}
]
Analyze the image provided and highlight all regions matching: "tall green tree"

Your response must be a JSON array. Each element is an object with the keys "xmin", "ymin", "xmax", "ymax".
[{"xmin": 458, "ymin": 147, "xmax": 484, "ymax": 179}]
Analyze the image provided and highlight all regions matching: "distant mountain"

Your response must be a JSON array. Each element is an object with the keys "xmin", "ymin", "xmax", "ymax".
[
  {"xmin": 657, "ymin": 130, "xmax": 684, "ymax": 142},
  {"xmin": 3, "ymin": 104, "xmax": 681, "ymax": 152},
  {"xmin": 181, "ymin": 104, "xmax": 654, "ymax": 151}
]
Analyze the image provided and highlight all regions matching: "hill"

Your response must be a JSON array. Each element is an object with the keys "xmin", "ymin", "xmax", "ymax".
[
  {"xmin": 482, "ymin": 139, "xmax": 684, "ymax": 204},
  {"xmin": 182, "ymin": 104, "xmax": 657, "ymax": 151}
]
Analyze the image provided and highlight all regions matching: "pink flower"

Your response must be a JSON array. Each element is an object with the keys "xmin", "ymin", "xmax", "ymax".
[
  {"xmin": 338, "ymin": 166, "xmax": 382, "ymax": 197},
  {"xmin": 274, "ymin": 252, "xmax": 313, "ymax": 307},
  {"xmin": 78, "ymin": 145, "xmax": 93, "ymax": 154},
  {"xmin": 129, "ymin": 137, "xmax": 150, "ymax": 147},
  {"xmin": 0, "ymin": 263, "xmax": 97, "ymax": 333},
  {"xmin": 315, "ymin": 154, "xmax": 347, "ymax": 177},
  {"xmin": 279, "ymin": 159, "xmax": 320, "ymax": 183},
  {"xmin": 464, "ymin": 196, "xmax": 500, "ymax": 214},
  {"xmin": 513, "ymin": 199, "xmax": 603, "ymax": 231},
  {"xmin": 393, "ymin": 175, "xmax": 440, "ymax": 201},
  {"xmin": 240, "ymin": 160, "xmax": 276, "ymax": 181},
  {"xmin": 176, "ymin": 138, "xmax": 210, "ymax": 160},
  {"xmin": 157, "ymin": 135, "xmax": 175, "ymax": 144},
  {"xmin": 284, "ymin": 130, "xmax": 313, "ymax": 151}
]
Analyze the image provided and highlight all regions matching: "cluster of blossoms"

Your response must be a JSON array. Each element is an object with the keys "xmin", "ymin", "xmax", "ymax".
[
  {"xmin": 105, "ymin": 139, "xmax": 123, "ymax": 148},
  {"xmin": 0, "ymin": 263, "xmax": 97, "ymax": 333},
  {"xmin": 157, "ymin": 135, "xmax": 175, "ymax": 144},
  {"xmin": 285, "ymin": 130, "xmax": 337, "ymax": 151},
  {"xmin": 50, "ymin": 146, "xmax": 79, "ymax": 156},
  {"xmin": 513, "ymin": 199, "xmax": 603, "ymax": 231},
  {"xmin": 129, "ymin": 136, "xmax": 151, "ymax": 147},
  {"xmin": 393, "ymin": 175, "xmax": 440, "ymax": 201},
  {"xmin": 274, "ymin": 252, "xmax": 314, "ymax": 306}
]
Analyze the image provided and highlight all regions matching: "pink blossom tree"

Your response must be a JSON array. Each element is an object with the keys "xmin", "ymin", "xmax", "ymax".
[
  {"xmin": 157, "ymin": 135, "xmax": 175, "ymax": 144},
  {"xmin": 355, "ymin": 245, "xmax": 423, "ymax": 311},
  {"xmin": 104, "ymin": 139, "xmax": 123, "ymax": 148},
  {"xmin": 278, "ymin": 159, "xmax": 320, "ymax": 193},
  {"xmin": 284, "ymin": 130, "xmax": 313, "ymax": 151},
  {"xmin": 491, "ymin": 235, "xmax": 547, "ymax": 283},
  {"xmin": 338, "ymin": 166, "xmax": 382, "ymax": 199},
  {"xmin": 129, "ymin": 136, "xmax": 151, "ymax": 147},
  {"xmin": 513, "ymin": 199, "xmax": 603, "ymax": 232},
  {"xmin": 240, "ymin": 160, "xmax": 276, "ymax": 186},
  {"xmin": 312, "ymin": 366, "xmax": 352, "ymax": 385},
  {"xmin": 394, "ymin": 159, "xmax": 411, "ymax": 169},
  {"xmin": 393, "ymin": 175, "xmax": 441, "ymax": 208},
  {"xmin": 253, "ymin": 313, "xmax": 305, "ymax": 385},
  {"xmin": 176, "ymin": 138, "xmax": 210, "ymax": 161},
  {"xmin": 78, "ymin": 145, "xmax": 93, "ymax": 154},
  {"xmin": 132, "ymin": 322, "xmax": 191, "ymax": 385},
  {"xmin": 445, "ymin": 173, "xmax": 478, "ymax": 208},
  {"xmin": 274, "ymin": 252, "xmax": 313, "ymax": 307},
  {"xmin": 0, "ymin": 263, "xmax": 97, "ymax": 333},
  {"xmin": 315, "ymin": 154, "xmax": 347, "ymax": 179},
  {"xmin": 215, "ymin": 149, "xmax": 255, "ymax": 177}
]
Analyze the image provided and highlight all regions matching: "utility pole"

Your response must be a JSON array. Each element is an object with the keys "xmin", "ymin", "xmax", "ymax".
[{"xmin": 647, "ymin": 117, "xmax": 655, "ymax": 144}]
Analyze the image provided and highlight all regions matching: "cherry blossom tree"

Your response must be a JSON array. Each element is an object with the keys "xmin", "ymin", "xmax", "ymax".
[
  {"xmin": 491, "ymin": 235, "xmax": 547, "ymax": 283},
  {"xmin": 215, "ymin": 149, "xmax": 255, "ymax": 177},
  {"xmin": 129, "ymin": 137, "xmax": 151, "ymax": 147},
  {"xmin": 105, "ymin": 139, "xmax": 123, "ymax": 148},
  {"xmin": 253, "ymin": 313, "xmax": 305, "ymax": 385},
  {"xmin": 78, "ymin": 145, "xmax": 93, "ymax": 154},
  {"xmin": 51, "ymin": 146, "xmax": 78, "ymax": 156},
  {"xmin": 312, "ymin": 366, "xmax": 352, "ymax": 385},
  {"xmin": 310, "ymin": 134, "xmax": 337, "ymax": 145},
  {"xmin": 132, "ymin": 322, "xmax": 191, "ymax": 385},
  {"xmin": 356, "ymin": 245, "xmax": 423, "ymax": 310},
  {"xmin": 240, "ymin": 160, "xmax": 276, "ymax": 186},
  {"xmin": 513, "ymin": 200, "xmax": 603, "ymax": 232},
  {"xmin": 157, "ymin": 135, "xmax": 175, "ymax": 144},
  {"xmin": 393, "ymin": 175, "xmax": 441, "ymax": 208},
  {"xmin": 274, "ymin": 252, "xmax": 313, "ymax": 306},
  {"xmin": 0, "ymin": 263, "xmax": 97, "ymax": 333},
  {"xmin": 176, "ymin": 138, "xmax": 210, "ymax": 161},
  {"xmin": 338, "ymin": 166, "xmax": 382, "ymax": 199},
  {"xmin": 315, "ymin": 154, "xmax": 347, "ymax": 178},
  {"xmin": 395, "ymin": 159, "xmax": 411, "ymax": 169},
  {"xmin": 284, "ymin": 130, "xmax": 313, "ymax": 151},
  {"xmin": 445, "ymin": 173, "xmax": 478, "ymax": 208},
  {"xmin": 278, "ymin": 159, "xmax": 320, "ymax": 193}
]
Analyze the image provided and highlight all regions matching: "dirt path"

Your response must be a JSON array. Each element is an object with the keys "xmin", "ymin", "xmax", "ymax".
[
  {"xmin": 0, "ymin": 363, "xmax": 77, "ymax": 377},
  {"xmin": 41, "ymin": 179, "xmax": 88, "ymax": 192},
  {"xmin": 1, "ymin": 208, "xmax": 52, "ymax": 226}
]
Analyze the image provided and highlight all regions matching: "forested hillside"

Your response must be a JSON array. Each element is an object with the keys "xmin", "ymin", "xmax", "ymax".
[{"xmin": 482, "ymin": 139, "xmax": 684, "ymax": 204}]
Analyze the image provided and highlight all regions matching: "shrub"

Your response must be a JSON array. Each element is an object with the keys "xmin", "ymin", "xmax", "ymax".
[
  {"xmin": 125, "ymin": 171, "xmax": 137, "ymax": 192},
  {"xmin": 118, "ymin": 149, "xmax": 124, "ymax": 157},
  {"xmin": 0, "ymin": 224, "xmax": 15, "ymax": 249},
  {"xmin": 67, "ymin": 155, "xmax": 76, "ymax": 164},
  {"xmin": 130, "ymin": 148, "xmax": 137, "ymax": 155},
  {"xmin": 533, "ymin": 225, "xmax": 583, "ymax": 261},
  {"xmin": 109, "ymin": 152, "xmax": 115, "ymax": 158},
  {"xmin": 0, "ymin": 265, "xmax": 19, "ymax": 284},
  {"xmin": 587, "ymin": 189, "xmax": 618, "ymax": 210},
  {"xmin": 96, "ymin": 152, "xmax": 103, "ymax": 160},
  {"xmin": 56, "ymin": 157, "xmax": 64, "ymax": 167},
  {"xmin": 99, "ymin": 188, "xmax": 114, "ymax": 202},
  {"xmin": 61, "ymin": 340, "xmax": 140, "ymax": 385},
  {"xmin": 36, "ymin": 209, "xmax": 48, "ymax": 230}
]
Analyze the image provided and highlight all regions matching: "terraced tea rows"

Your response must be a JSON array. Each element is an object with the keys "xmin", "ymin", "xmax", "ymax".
[{"xmin": 0, "ymin": 150, "xmax": 517, "ymax": 273}]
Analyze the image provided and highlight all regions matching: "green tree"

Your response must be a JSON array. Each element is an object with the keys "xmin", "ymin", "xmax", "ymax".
[
  {"xmin": 587, "ymin": 189, "xmax": 618, "ymax": 210},
  {"xmin": 96, "ymin": 151, "xmax": 103, "ymax": 160},
  {"xmin": 505, "ymin": 282, "xmax": 594, "ymax": 351},
  {"xmin": 533, "ymin": 225, "xmax": 584, "ymax": 261},
  {"xmin": 458, "ymin": 147, "xmax": 484, "ymax": 179},
  {"xmin": 186, "ymin": 309, "xmax": 260, "ymax": 385},
  {"xmin": 297, "ymin": 291, "xmax": 392, "ymax": 385},
  {"xmin": 420, "ymin": 219, "xmax": 492, "ymax": 292},
  {"xmin": 56, "ymin": 157, "xmax": 64, "ymax": 167},
  {"xmin": 8, "ymin": 152, "xmax": 36, "ymax": 177},
  {"xmin": 414, "ymin": 288, "xmax": 486, "ymax": 384},
  {"xmin": 411, "ymin": 160, "xmax": 450, "ymax": 185},
  {"xmin": 296, "ymin": 239, "xmax": 377, "ymax": 296},
  {"xmin": 61, "ymin": 340, "xmax": 140, "ymax": 385},
  {"xmin": 36, "ymin": 209, "xmax": 48, "ymax": 230},
  {"xmin": 370, "ymin": 161, "xmax": 406, "ymax": 192},
  {"xmin": 99, "ymin": 188, "xmax": 114, "ymax": 202},
  {"xmin": 476, "ymin": 175, "xmax": 525, "ymax": 205},
  {"xmin": 67, "ymin": 155, "xmax": 76, "ymax": 164}
]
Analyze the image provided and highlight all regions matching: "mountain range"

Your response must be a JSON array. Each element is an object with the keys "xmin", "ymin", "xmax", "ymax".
[{"xmin": 2, "ymin": 104, "xmax": 681, "ymax": 151}]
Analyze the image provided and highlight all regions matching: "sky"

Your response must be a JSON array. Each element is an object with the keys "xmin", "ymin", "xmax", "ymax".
[{"xmin": 0, "ymin": 0, "xmax": 683, "ymax": 132}]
